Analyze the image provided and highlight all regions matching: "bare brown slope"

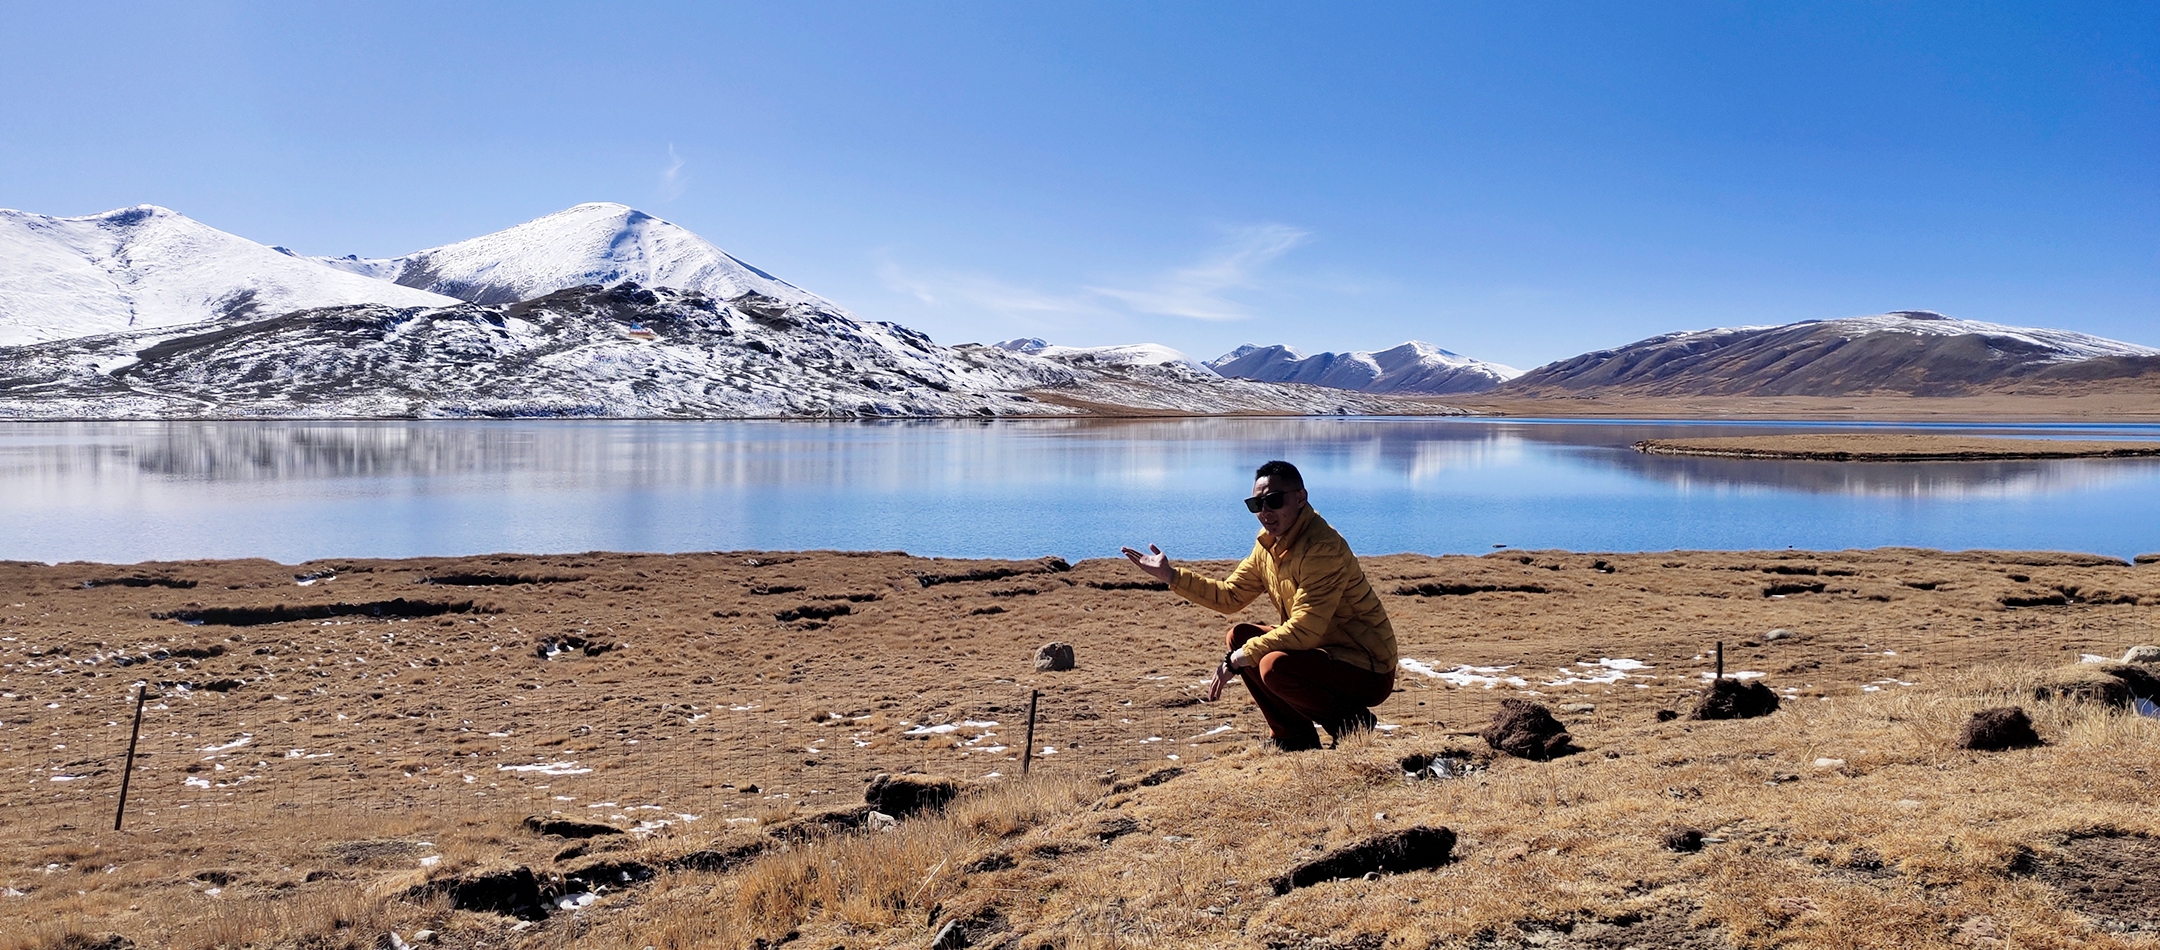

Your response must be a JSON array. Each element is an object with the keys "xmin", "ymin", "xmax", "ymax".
[{"xmin": 1497, "ymin": 316, "xmax": 2160, "ymax": 400}]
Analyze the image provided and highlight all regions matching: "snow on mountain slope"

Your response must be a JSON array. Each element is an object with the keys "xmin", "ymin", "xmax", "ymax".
[
  {"xmin": 310, "ymin": 202, "xmax": 825, "ymax": 307},
  {"xmin": 997, "ymin": 338, "xmax": 1219, "ymax": 376},
  {"xmin": 1501, "ymin": 311, "xmax": 2160, "ymax": 398},
  {"xmin": 1208, "ymin": 340, "xmax": 1522, "ymax": 395},
  {"xmin": 0, "ymin": 285, "xmax": 1459, "ymax": 420},
  {"xmin": 0, "ymin": 206, "xmax": 457, "ymax": 346}
]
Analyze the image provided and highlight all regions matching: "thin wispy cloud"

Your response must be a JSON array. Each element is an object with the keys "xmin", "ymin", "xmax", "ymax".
[
  {"xmin": 657, "ymin": 145, "xmax": 687, "ymax": 202},
  {"xmin": 1089, "ymin": 224, "xmax": 1309, "ymax": 322},
  {"xmin": 884, "ymin": 224, "xmax": 1311, "ymax": 329}
]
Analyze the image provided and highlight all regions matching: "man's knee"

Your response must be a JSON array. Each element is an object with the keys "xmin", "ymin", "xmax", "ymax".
[{"xmin": 1225, "ymin": 622, "xmax": 1271, "ymax": 648}]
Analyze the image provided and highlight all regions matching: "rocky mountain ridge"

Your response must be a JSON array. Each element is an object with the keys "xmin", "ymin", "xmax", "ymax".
[
  {"xmin": 0, "ymin": 284, "xmax": 1451, "ymax": 419},
  {"xmin": 1208, "ymin": 340, "xmax": 1523, "ymax": 395}
]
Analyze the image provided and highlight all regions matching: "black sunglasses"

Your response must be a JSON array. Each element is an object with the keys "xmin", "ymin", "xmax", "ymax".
[{"xmin": 1243, "ymin": 490, "xmax": 1290, "ymax": 513}]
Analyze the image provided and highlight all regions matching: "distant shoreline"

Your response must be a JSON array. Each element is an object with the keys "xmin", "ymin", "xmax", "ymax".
[{"xmin": 1635, "ymin": 433, "xmax": 2160, "ymax": 461}]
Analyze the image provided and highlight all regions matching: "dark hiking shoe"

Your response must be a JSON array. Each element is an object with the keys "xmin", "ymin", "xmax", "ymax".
[{"xmin": 1267, "ymin": 734, "xmax": 1322, "ymax": 753}]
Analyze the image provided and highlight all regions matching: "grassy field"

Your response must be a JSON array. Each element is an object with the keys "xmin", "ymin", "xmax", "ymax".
[{"xmin": 2, "ymin": 548, "xmax": 2156, "ymax": 949}]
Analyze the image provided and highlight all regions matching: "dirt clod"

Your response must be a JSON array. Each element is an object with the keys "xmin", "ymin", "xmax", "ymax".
[
  {"xmin": 1690, "ymin": 678, "xmax": 1780, "ymax": 720},
  {"xmin": 402, "ymin": 865, "xmax": 547, "ymax": 920},
  {"xmin": 864, "ymin": 773, "xmax": 959, "ymax": 819},
  {"xmin": 1481, "ymin": 699, "xmax": 1579, "ymax": 760},
  {"xmin": 1034, "ymin": 641, "xmax": 1075, "ymax": 672},
  {"xmin": 1662, "ymin": 828, "xmax": 1706, "ymax": 853},
  {"xmin": 1271, "ymin": 825, "xmax": 1456, "ymax": 894},
  {"xmin": 520, "ymin": 815, "xmax": 624, "ymax": 839},
  {"xmin": 1958, "ymin": 707, "xmax": 2043, "ymax": 751}
]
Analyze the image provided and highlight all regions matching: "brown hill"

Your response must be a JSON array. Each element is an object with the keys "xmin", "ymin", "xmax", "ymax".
[{"xmin": 1498, "ymin": 311, "xmax": 2160, "ymax": 398}]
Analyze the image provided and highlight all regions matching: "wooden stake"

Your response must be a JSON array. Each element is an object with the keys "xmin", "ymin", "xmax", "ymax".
[
  {"xmin": 1715, "ymin": 641, "xmax": 1725, "ymax": 681},
  {"xmin": 114, "ymin": 684, "xmax": 149, "ymax": 831},
  {"xmin": 1021, "ymin": 689, "xmax": 1039, "ymax": 776}
]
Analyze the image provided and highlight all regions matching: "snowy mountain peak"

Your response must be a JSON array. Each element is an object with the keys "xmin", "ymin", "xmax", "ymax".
[
  {"xmin": 314, "ymin": 203, "xmax": 824, "ymax": 308},
  {"xmin": 1209, "ymin": 340, "xmax": 1521, "ymax": 395},
  {"xmin": 1663, "ymin": 311, "xmax": 2160, "ymax": 364},
  {"xmin": 0, "ymin": 205, "xmax": 457, "ymax": 346}
]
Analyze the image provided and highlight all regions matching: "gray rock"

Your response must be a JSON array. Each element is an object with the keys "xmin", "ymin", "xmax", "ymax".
[
  {"xmin": 1559, "ymin": 702, "xmax": 1597, "ymax": 714},
  {"xmin": 2123, "ymin": 645, "xmax": 2160, "ymax": 665},
  {"xmin": 1034, "ymin": 641, "xmax": 1075, "ymax": 672}
]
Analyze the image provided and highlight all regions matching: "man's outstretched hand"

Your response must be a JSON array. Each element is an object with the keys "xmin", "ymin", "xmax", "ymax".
[{"xmin": 1120, "ymin": 544, "xmax": 1174, "ymax": 583}]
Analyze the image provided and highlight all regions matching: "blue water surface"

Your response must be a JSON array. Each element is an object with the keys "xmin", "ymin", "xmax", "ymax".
[{"xmin": 2, "ymin": 417, "xmax": 2158, "ymax": 564}]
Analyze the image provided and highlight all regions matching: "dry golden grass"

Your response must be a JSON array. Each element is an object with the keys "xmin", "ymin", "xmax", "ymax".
[{"xmin": 2, "ymin": 547, "xmax": 2157, "ymax": 948}]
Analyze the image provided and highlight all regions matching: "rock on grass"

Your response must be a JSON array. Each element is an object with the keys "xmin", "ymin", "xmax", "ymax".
[
  {"xmin": 1271, "ymin": 826, "xmax": 1456, "ymax": 894},
  {"xmin": 1481, "ymin": 699, "xmax": 1579, "ymax": 760},
  {"xmin": 1690, "ymin": 678, "xmax": 1780, "ymax": 720},
  {"xmin": 1958, "ymin": 707, "xmax": 2043, "ymax": 751}
]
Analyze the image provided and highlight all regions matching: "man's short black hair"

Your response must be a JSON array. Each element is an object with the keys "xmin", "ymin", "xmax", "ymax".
[{"xmin": 1254, "ymin": 460, "xmax": 1304, "ymax": 491}]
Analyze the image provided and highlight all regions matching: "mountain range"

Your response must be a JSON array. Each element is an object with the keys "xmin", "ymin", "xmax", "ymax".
[
  {"xmin": 1207, "ymin": 341, "xmax": 1522, "ymax": 394},
  {"xmin": 0, "ymin": 201, "xmax": 2153, "ymax": 418},
  {"xmin": 1496, "ymin": 311, "xmax": 2160, "ymax": 398}
]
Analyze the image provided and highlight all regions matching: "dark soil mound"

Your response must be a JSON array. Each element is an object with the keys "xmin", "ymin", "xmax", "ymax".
[
  {"xmin": 1690, "ymin": 678, "xmax": 1780, "ymax": 720},
  {"xmin": 521, "ymin": 815, "xmax": 624, "ymax": 839},
  {"xmin": 767, "ymin": 805, "xmax": 874, "ymax": 841},
  {"xmin": 1272, "ymin": 825, "xmax": 1456, "ymax": 894},
  {"xmin": 1662, "ymin": 828, "xmax": 1706, "ymax": 853},
  {"xmin": 404, "ymin": 865, "xmax": 547, "ymax": 919},
  {"xmin": 666, "ymin": 841, "xmax": 770, "ymax": 873},
  {"xmin": 865, "ymin": 773, "xmax": 959, "ymax": 819},
  {"xmin": 1957, "ymin": 707, "xmax": 2043, "ymax": 751},
  {"xmin": 2039, "ymin": 833, "xmax": 2160, "ymax": 933},
  {"xmin": 1481, "ymin": 699, "xmax": 1579, "ymax": 760},
  {"xmin": 562, "ymin": 858, "xmax": 656, "ymax": 891}
]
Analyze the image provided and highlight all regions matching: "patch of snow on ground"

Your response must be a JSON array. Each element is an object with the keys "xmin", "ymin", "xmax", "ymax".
[
  {"xmin": 197, "ymin": 734, "xmax": 252, "ymax": 752},
  {"xmin": 1401, "ymin": 658, "xmax": 1530, "ymax": 688},
  {"xmin": 1545, "ymin": 658, "xmax": 1652, "ymax": 686},
  {"xmin": 498, "ymin": 761, "xmax": 592, "ymax": 775}
]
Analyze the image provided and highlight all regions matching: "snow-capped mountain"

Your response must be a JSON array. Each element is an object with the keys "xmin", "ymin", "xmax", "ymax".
[
  {"xmin": 1500, "ymin": 310, "xmax": 2160, "ymax": 397},
  {"xmin": 308, "ymin": 202, "xmax": 825, "ymax": 308},
  {"xmin": 995, "ymin": 338, "xmax": 1220, "ymax": 376},
  {"xmin": 0, "ymin": 206, "xmax": 457, "ymax": 346},
  {"xmin": 0, "ymin": 285, "xmax": 1459, "ymax": 419},
  {"xmin": 1207, "ymin": 341, "xmax": 1523, "ymax": 395}
]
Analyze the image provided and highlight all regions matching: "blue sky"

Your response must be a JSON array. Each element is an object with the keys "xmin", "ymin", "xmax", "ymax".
[{"xmin": 3, "ymin": 2, "xmax": 2154, "ymax": 368}]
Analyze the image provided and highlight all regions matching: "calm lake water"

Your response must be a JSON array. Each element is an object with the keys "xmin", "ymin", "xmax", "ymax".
[{"xmin": 4, "ymin": 418, "xmax": 2159, "ymax": 565}]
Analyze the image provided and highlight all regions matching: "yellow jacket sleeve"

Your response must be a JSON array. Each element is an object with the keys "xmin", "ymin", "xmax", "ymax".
[
  {"xmin": 1168, "ymin": 544, "xmax": 1268, "ymax": 615},
  {"xmin": 1235, "ymin": 540, "xmax": 1349, "ymax": 658}
]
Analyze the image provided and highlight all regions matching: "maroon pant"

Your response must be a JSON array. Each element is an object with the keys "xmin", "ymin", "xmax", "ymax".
[{"xmin": 1227, "ymin": 623, "xmax": 1394, "ymax": 751}]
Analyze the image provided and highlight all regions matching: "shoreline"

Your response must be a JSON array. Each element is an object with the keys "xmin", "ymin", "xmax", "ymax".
[{"xmin": 1635, "ymin": 434, "xmax": 2160, "ymax": 462}]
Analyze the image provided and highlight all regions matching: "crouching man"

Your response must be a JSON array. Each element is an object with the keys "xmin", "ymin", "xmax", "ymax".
[{"xmin": 1121, "ymin": 460, "xmax": 1397, "ymax": 751}]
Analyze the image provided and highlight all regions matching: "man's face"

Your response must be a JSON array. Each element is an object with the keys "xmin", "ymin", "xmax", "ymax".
[{"xmin": 1250, "ymin": 475, "xmax": 1307, "ymax": 536}]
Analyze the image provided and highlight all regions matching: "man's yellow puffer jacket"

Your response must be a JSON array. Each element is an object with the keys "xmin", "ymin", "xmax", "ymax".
[{"xmin": 1167, "ymin": 506, "xmax": 1398, "ymax": 674}]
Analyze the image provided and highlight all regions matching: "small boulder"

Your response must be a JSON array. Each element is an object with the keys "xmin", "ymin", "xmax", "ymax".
[
  {"xmin": 1034, "ymin": 641, "xmax": 1076, "ymax": 672},
  {"xmin": 1958, "ymin": 707, "xmax": 2043, "ymax": 751},
  {"xmin": 2123, "ymin": 645, "xmax": 2160, "ymax": 665},
  {"xmin": 1690, "ymin": 678, "xmax": 1781, "ymax": 720},
  {"xmin": 864, "ymin": 773, "xmax": 959, "ymax": 819},
  {"xmin": 1764, "ymin": 628, "xmax": 1795, "ymax": 642},
  {"xmin": 1271, "ymin": 825, "xmax": 1456, "ymax": 894},
  {"xmin": 1480, "ymin": 699, "xmax": 1579, "ymax": 760}
]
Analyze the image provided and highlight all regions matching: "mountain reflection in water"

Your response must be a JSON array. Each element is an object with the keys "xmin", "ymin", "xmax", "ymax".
[{"xmin": 2, "ymin": 418, "xmax": 2157, "ymax": 563}]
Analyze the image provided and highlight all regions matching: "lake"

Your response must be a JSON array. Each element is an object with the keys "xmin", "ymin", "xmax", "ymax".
[{"xmin": 4, "ymin": 417, "xmax": 2159, "ymax": 565}]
